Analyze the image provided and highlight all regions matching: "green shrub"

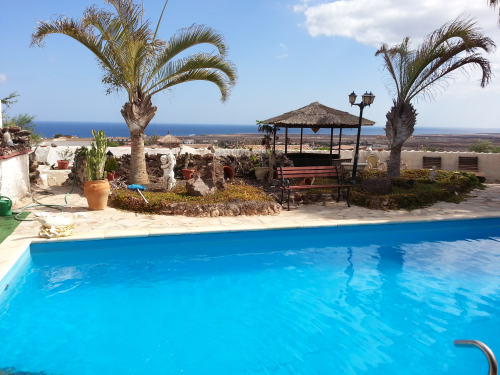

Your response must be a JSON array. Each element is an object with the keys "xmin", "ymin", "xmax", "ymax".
[
  {"xmin": 105, "ymin": 157, "xmax": 118, "ymax": 172},
  {"xmin": 350, "ymin": 169, "xmax": 483, "ymax": 210},
  {"xmin": 468, "ymin": 140, "xmax": 500, "ymax": 153}
]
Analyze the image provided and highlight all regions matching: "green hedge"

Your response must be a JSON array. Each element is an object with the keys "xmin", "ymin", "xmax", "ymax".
[{"xmin": 350, "ymin": 169, "xmax": 484, "ymax": 210}]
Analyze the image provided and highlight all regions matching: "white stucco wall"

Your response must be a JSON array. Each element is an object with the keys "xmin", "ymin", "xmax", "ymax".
[
  {"xmin": 353, "ymin": 150, "xmax": 500, "ymax": 182},
  {"xmin": 0, "ymin": 153, "xmax": 30, "ymax": 205},
  {"xmin": 35, "ymin": 146, "xmax": 77, "ymax": 167},
  {"xmin": 37, "ymin": 166, "xmax": 71, "ymax": 187}
]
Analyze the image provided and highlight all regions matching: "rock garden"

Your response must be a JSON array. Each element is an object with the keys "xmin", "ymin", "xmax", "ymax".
[
  {"xmin": 57, "ymin": 132, "xmax": 484, "ymax": 217},
  {"xmin": 64, "ymin": 146, "xmax": 292, "ymax": 217}
]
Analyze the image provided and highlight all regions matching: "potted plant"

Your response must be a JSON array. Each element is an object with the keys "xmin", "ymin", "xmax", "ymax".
[
  {"xmin": 105, "ymin": 157, "xmax": 119, "ymax": 181},
  {"xmin": 83, "ymin": 130, "xmax": 110, "ymax": 210},
  {"xmin": 251, "ymin": 154, "xmax": 268, "ymax": 181},
  {"xmin": 56, "ymin": 148, "xmax": 74, "ymax": 170},
  {"xmin": 181, "ymin": 152, "xmax": 195, "ymax": 180}
]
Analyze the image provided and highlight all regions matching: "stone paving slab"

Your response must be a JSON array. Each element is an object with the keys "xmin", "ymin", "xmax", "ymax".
[{"xmin": 1, "ymin": 184, "xmax": 500, "ymax": 284}]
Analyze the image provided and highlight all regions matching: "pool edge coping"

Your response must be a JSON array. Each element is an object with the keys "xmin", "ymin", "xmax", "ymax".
[{"xmin": 2, "ymin": 213, "xmax": 500, "ymax": 287}]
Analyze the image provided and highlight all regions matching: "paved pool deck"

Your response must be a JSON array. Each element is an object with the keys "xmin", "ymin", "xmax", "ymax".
[{"xmin": 1, "ymin": 184, "xmax": 500, "ymax": 283}]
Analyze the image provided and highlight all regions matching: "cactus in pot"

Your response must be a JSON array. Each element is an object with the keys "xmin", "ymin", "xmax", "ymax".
[
  {"xmin": 183, "ymin": 152, "xmax": 192, "ymax": 170},
  {"xmin": 86, "ymin": 130, "xmax": 108, "ymax": 181},
  {"xmin": 83, "ymin": 130, "xmax": 111, "ymax": 210},
  {"xmin": 182, "ymin": 152, "xmax": 195, "ymax": 180}
]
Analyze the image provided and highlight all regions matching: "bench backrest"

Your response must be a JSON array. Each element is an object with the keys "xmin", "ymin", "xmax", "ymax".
[
  {"xmin": 423, "ymin": 156, "xmax": 442, "ymax": 169},
  {"xmin": 459, "ymin": 156, "xmax": 479, "ymax": 172},
  {"xmin": 278, "ymin": 165, "xmax": 340, "ymax": 180}
]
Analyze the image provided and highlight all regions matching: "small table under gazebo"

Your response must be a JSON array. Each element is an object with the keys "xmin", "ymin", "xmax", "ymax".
[{"xmin": 262, "ymin": 102, "xmax": 375, "ymax": 167}]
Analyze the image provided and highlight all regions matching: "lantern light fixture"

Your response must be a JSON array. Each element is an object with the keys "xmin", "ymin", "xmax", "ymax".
[
  {"xmin": 348, "ymin": 91, "xmax": 357, "ymax": 105},
  {"xmin": 347, "ymin": 90, "xmax": 375, "ymax": 186},
  {"xmin": 362, "ymin": 91, "xmax": 376, "ymax": 106}
]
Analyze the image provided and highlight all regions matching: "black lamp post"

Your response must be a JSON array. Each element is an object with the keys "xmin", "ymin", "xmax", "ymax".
[{"xmin": 349, "ymin": 91, "xmax": 375, "ymax": 185}]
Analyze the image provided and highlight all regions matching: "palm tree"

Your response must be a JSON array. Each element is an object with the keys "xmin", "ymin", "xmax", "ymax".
[
  {"xmin": 376, "ymin": 17, "xmax": 494, "ymax": 178},
  {"xmin": 31, "ymin": 0, "xmax": 237, "ymax": 184}
]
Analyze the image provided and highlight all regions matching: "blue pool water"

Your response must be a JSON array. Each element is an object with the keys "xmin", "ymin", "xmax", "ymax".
[{"xmin": 1, "ymin": 220, "xmax": 500, "ymax": 374}]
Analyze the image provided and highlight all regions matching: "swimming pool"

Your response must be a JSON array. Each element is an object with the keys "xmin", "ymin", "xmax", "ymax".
[{"xmin": 1, "ymin": 219, "xmax": 500, "ymax": 374}]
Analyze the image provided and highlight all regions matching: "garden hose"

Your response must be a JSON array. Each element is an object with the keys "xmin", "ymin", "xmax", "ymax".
[{"xmin": 14, "ymin": 150, "xmax": 83, "ymax": 221}]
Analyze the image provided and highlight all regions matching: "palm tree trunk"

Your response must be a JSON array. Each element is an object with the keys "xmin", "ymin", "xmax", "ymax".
[
  {"xmin": 387, "ymin": 144, "xmax": 403, "ymax": 178},
  {"xmin": 130, "ymin": 132, "xmax": 149, "ymax": 185},
  {"xmin": 385, "ymin": 101, "xmax": 417, "ymax": 179},
  {"xmin": 121, "ymin": 89, "xmax": 157, "ymax": 185}
]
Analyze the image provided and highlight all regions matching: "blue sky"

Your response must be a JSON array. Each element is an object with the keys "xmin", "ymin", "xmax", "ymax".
[{"xmin": 1, "ymin": 0, "xmax": 500, "ymax": 129}]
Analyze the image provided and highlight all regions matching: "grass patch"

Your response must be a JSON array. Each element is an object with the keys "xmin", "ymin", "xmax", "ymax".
[
  {"xmin": 351, "ymin": 169, "xmax": 484, "ymax": 210},
  {"xmin": 0, "ymin": 212, "xmax": 30, "ymax": 244},
  {"xmin": 110, "ymin": 184, "xmax": 272, "ymax": 214}
]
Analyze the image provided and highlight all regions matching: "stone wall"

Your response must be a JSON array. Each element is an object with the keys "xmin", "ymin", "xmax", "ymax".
[
  {"xmin": 0, "ymin": 127, "xmax": 31, "ymax": 157},
  {"xmin": 64, "ymin": 152, "xmax": 88, "ymax": 188},
  {"xmin": 52, "ymin": 146, "xmax": 500, "ymax": 184}
]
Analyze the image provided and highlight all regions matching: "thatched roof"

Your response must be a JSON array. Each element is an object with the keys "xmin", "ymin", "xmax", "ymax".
[
  {"xmin": 262, "ymin": 102, "xmax": 375, "ymax": 129},
  {"xmin": 157, "ymin": 134, "xmax": 181, "ymax": 145}
]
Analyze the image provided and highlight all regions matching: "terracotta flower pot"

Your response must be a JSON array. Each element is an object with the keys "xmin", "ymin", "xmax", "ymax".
[
  {"xmin": 182, "ymin": 169, "xmax": 196, "ymax": 180},
  {"xmin": 300, "ymin": 177, "xmax": 314, "ymax": 185},
  {"xmin": 57, "ymin": 160, "xmax": 70, "ymax": 170},
  {"xmin": 223, "ymin": 166, "xmax": 235, "ymax": 181},
  {"xmin": 83, "ymin": 180, "xmax": 110, "ymax": 210},
  {"xmin": 107, "ymin": 171, "xmax": 120, "ymax": 181}
]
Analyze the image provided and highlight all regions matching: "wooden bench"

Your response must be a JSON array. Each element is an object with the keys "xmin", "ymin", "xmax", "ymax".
[
  {"xmin": 459, "ymin": 156, "xmax": 486, "ymax": 182},
  {"xmin": 423, "ymin": 156, "xmax": 442, "ymax": 170},
  {"xmin": 277, "ymin": 165, "xmax": 352, "ymax": 210}
]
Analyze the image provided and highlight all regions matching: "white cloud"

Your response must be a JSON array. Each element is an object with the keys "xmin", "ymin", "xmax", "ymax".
[
  {"xmin": 294, "ymin": 0, "xmax": 496, "ymax": 47},
  {"xmin": 277, "ymin": 43, "xmax": 288, "ymax": 58},
  {"xmin": 293, "ymin": 0, "xmax": 500, "ymax": 97},
  {"xmin": 0, "ymin": 74, "xmax": 6, "ymax": 83}
]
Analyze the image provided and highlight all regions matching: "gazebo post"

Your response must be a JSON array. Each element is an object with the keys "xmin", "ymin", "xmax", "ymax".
[
  {"xmin": 273, "ymin": 126, "xmax": 277, "ymax": 153},
  {"xmin": 329, "ymin": 127, "xmax": 334, "ymax": 162},
  {"xmin": 338, "ymin": 128, "xmax": 343, "ymax": 156},
  {"xmin": 285, "ymin": 127, "xmax": 288, "ymax": 155},
  {"xmin": 300, "ymin": 128, "xmax": 303, "ymax": 153}
]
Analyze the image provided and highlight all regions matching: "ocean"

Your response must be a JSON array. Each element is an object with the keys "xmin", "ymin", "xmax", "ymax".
[{"xmin": 35, "ymin": 121, "xmax": 500, "ymax": 138}]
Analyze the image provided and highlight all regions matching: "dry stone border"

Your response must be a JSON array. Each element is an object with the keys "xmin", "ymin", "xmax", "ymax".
[{"xmin": 160, "ymin": 201, "xmax": 282, "ymax": 217}]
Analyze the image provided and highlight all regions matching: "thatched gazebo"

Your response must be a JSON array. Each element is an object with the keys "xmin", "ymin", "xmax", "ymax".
[
  {"xmin": 262, "ymin": 102, "xmax": 375, "ymax": 167},
  {"xmin": 157, "ymin": 133, "xmax": 182, "ymax": 148}
]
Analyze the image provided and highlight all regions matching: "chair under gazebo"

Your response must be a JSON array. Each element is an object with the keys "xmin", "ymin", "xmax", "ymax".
[{"xmin": 262, "ymin": 102, "xmax": 375, "ymax": 167}]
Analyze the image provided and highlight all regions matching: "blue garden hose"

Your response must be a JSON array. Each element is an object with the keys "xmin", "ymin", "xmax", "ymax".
[{"xmin": 14, "ymin": 150, "xmax": 84, "ymax": 221}]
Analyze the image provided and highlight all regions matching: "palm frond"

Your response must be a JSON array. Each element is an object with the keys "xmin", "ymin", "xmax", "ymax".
[
  {"xmin": 143, "ymin": 24, "xmax": 228, "ymax": 89},
  {"xmin": 147, "ymin": 53, "xmax": 236, "ymax": 93},
  {"xmin": 377, "ymin": 16, "xmax": 495, "ymax": 104},
  {"xmin": 30, "ymin": 16, "xmax": 126, "ymax": 85},
  {"xmin": 488, "ymin": 0, "xmax": 500, "ymax": 23},
  {"xmin": 147, "ymin": 53, "xmax": 236, "ymax": 101}
]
